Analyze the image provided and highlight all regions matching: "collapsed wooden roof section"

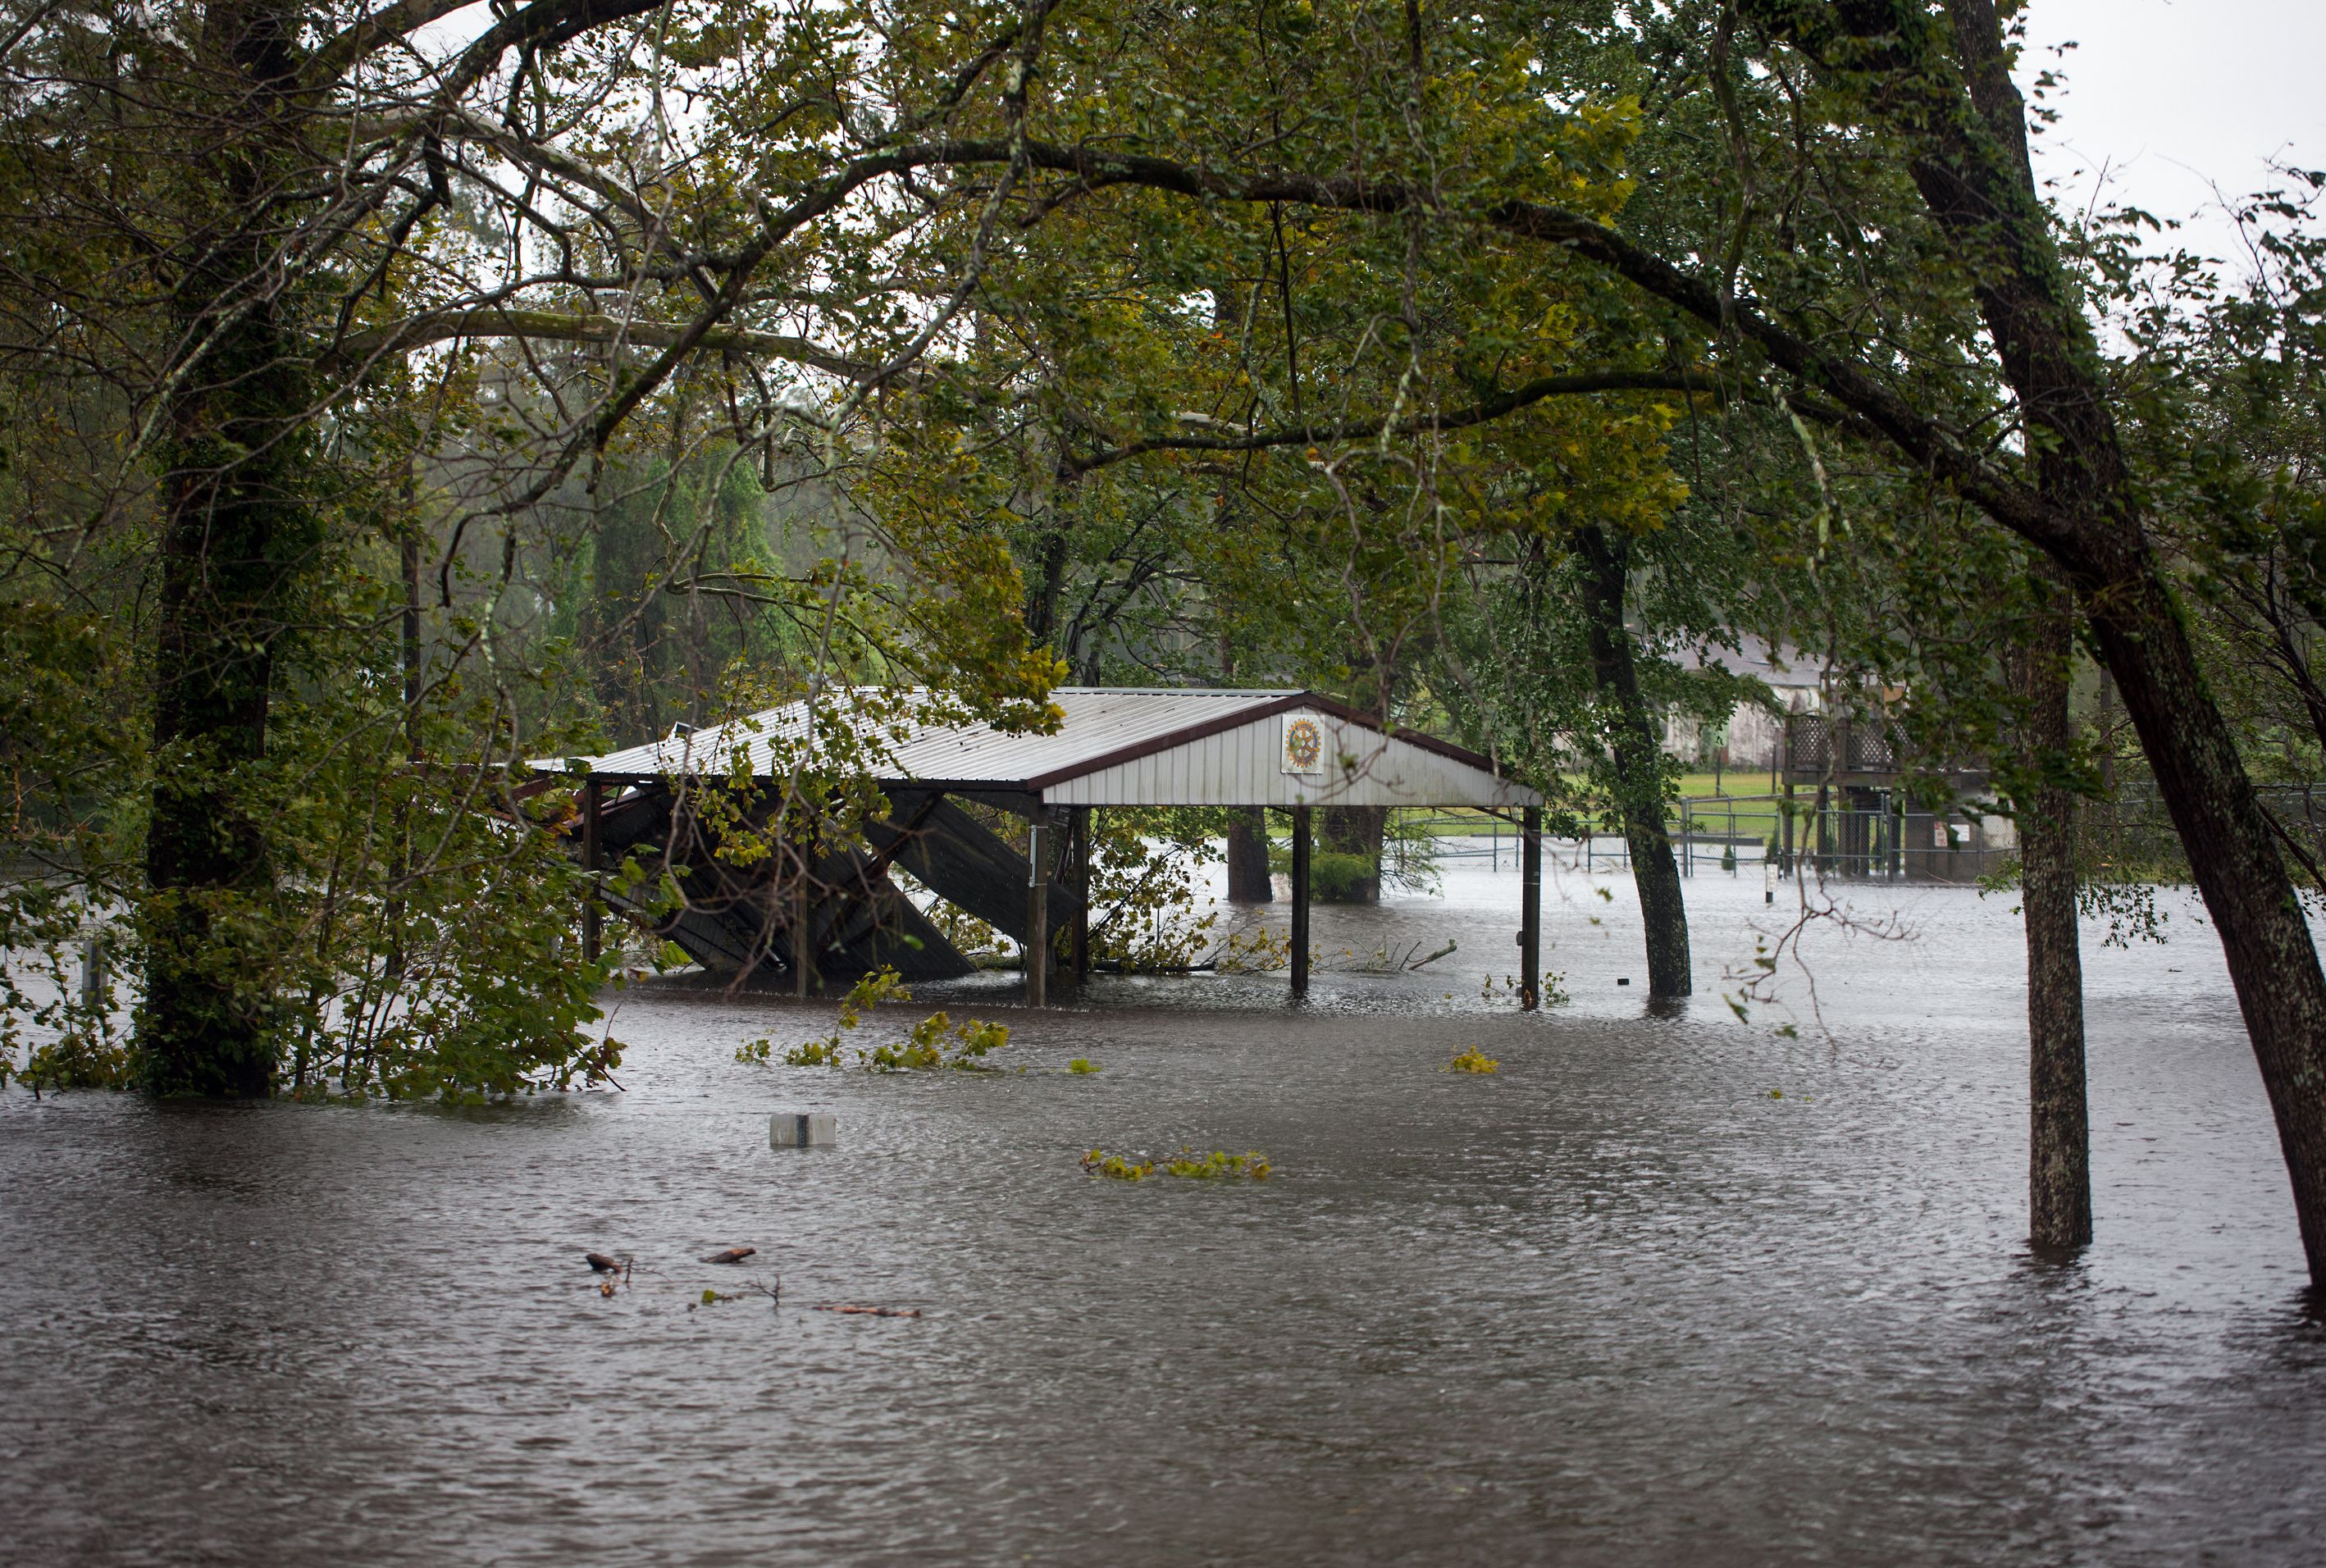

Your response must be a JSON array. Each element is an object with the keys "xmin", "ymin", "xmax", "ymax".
[{"xmin": 570, "ymin": 687, "xmax": 1542, "ymax": 814}]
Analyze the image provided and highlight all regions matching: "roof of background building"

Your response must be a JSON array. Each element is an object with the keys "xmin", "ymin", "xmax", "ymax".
[{"xmin": 1672, "ymin": 636, "xmax": 1825, "ymax": 689}]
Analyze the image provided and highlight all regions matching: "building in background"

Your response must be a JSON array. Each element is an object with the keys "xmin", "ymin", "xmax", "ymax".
[{"xmin": 1665, "ymin": 636, "xmax": 1826, "ymax": 773}]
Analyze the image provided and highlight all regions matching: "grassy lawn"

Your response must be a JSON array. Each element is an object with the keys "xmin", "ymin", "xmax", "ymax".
[
  {"xmin": 1672, "ymin": 770, "xmax": 1782, "ymax": 800},
  {"xmin": 1400, "ymin": 785, "xmax": 1785, "ymax": 845}
]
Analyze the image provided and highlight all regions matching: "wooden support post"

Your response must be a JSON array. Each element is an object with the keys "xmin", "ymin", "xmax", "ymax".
[
  {"xmin": 1521, "ymin": 805, "xmax": 1542, "ymax": 1010},
  {"xmin": 1290, "ymin": 805, "xmax": 1312, "ymax": 998},
  {"xmin": 581, "ymin": 778, "xmax": 602, "ymax": 964},
  {"xmin": 1069, "ymin": 805, "xmax": 1090, "ymax": 986},
  {"xmin": 792, "ymin": 866, "xmax": 814, "ymax": 999},
  {"xmin": 1781, "ymin": 779, "xmax": 1795, "ymax": 873},
  {"xmin": 80, "ymin": 930, "xmax": 105, "ymax": 1012},
  {"xmin": 1025, "ymin": 818, "xmax": 1049, "ymax": 1007}
]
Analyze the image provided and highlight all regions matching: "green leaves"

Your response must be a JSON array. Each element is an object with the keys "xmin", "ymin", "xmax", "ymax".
[{"xmin": 741, "ymin": 967, "xmax": 1011, "ymax": 1072}]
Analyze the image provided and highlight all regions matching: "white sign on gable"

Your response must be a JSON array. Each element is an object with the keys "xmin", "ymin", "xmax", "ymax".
[{"xmin": 1280, "ymin": 712, "xmax": 1325, "ymax": 775}]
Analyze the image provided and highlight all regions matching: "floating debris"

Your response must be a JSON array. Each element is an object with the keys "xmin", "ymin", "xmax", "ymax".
[
  {"xmin": 702, "ymin": 1247, "xmax": 758, "ymax": 1265},
  {"xmin": 1083, "ymin": 1147, "xmax": 1275, "ymax": 1181},
  {"xmin": 583, "ymin": 1251, "xmax": 626, "ymax": 1273},
  {"xmin": 814, "ymin": 1305, "xmax": 923, "ymax": 1318},
  {"xmin": 693, "ymin": 1279, "xmax": 781, "ymax": 1309},
  {"xmin": 769, "ymin": 1111, "xmax": 837, "ymax": 1148}
]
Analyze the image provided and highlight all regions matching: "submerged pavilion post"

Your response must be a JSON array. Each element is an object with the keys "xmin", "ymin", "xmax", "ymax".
[
  {"xmin": 791, "ymin": 864, "xmax": 813, "ymax": 1000},
  {"xmin": 1069, "ymin": 805, "xmax": 1090, "ymax": 986},
  {"xmin": 1290, "ymin": 805, "xmax": 1312, "ymax": 998},
  {"xmin": 581, "ymin": 777, "xmax": 602, "ymax": 964},
  {"xmin": 1025, "ymin": 817, "xmax": 1049, "ymax": 1007},
  {"xmin": 1521, "ymin": 805, "xmax": 1542, "ymax": 1010}
]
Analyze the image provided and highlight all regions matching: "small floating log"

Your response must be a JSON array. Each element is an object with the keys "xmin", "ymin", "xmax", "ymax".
[
  {"xmin": 702, "ymin": 1247, "xmax": 758, "ymax": 1265},
  {"xmin": 583, "ymin": 1251, "xmax": 625, "ymax": 1273}
]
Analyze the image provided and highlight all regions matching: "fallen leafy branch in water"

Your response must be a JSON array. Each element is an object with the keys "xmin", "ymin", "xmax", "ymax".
[
  {"xmin": 1083, "ymin": 1146, "xmax": 1275, "ymax": 1181},
  {"xmin": 1208, "ymin": 925, "xmax": 1293, "ymax": 973},
  {"xmin": 737, "ymin": 969, "xmax": 1010, "ymax": 1072},
  {"xmin": 861, "ymin": 1011, "xmax": 1010, "ymax": 1072},
  {"xmin": 1161, "ymin": 1147, "xmax": 1273, "ymax": 1179},
  {"xmin": 694, "ymin": 1279, "xmax": 781, "ymax": 1309},
  {"xmin": 813, "ymin": 1304, "xmax": 924, "ymax": 1318},
  {"xmin": 1448, "ymin": 1048, "xmax": 1499, "ymax": 1074}
]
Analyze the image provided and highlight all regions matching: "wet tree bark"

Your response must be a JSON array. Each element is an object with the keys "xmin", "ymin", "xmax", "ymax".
[
  {"xmin": 1024, "ymin": 517, "xmax": 1069, "ymax": 653},
  {"xmin": 1319, "ymin": 805, "xmax": 1388, "ymax": 903},
  {"xmin": 380, "ymin": 495, "xmax": 424, "ymax": 993},
  {"xmin": 1225, "ymin": 809, "xmax": 1275, "ymax": 901},
  {"xmin": 2014, "ymin": 604, "xmax": 2091, "ymax": 1251},
  {"xmin": 138, "ymin": 0, "xmax": 317, "ymax": 1096},
  {"xmin": 1918, "ymin": 0, "xmax": 2317, "ymax": 1273},
  {"xmin": 1575, "ymin": 525, "xmax": 1691, "ymax": 998},
  {"xmin": 588, "ymin": 466, "xmax": 672, "ymax": 746}
]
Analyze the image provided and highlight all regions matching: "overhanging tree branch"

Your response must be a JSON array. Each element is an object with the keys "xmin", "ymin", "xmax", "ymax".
[
  {"xmin": 325, "ymin": 308, "xmax": 874, "ymax": 381},
  {"xmin": 877, "ymin": 136, "xmax": 2075, "ymax": 553},
  {"xmin": 1065, "ymin": 369, "xmax": 1726, "ymax": 473}
]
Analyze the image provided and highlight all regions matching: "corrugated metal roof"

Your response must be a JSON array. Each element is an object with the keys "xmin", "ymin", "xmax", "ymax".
[
  {"xmin": 568, "ymin": 686, "xmax": 1534, "ymax": 805},
  {"xmin": 898, "ymin": 688, "xmax": 1302, "ymax": 785}
]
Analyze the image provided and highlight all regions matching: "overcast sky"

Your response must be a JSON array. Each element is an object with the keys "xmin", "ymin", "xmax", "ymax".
[{"xmin": 2016, "ymin": 0, "xmax": 2326, "ymax": 269}]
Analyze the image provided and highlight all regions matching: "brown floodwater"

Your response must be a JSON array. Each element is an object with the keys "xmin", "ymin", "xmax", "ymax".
[{"xmin": 3, "ymin": 851, "xmax": 2323, "ymax": 1564}]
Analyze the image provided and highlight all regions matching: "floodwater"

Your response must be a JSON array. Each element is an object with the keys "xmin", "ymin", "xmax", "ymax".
[{"xmin": 3, "ymin": 846, "xmax": 2324, "ymax": 1565}]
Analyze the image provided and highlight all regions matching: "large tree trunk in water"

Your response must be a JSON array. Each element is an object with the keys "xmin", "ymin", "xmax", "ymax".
[
  {"xmin": 1317, "ymin": 806, "xmax": 1387, "ymax": 903},
  {"xmin": 1575, "ymin": 526, "xmax": 1691, "ymax": 997},
  {"xmin": 2013, "ymin": 602, "xmax": 2091, "ymax": 1251},
  {"xmin": 2091, "ymin": 569, "xmax": 2326, "ymax": 1277},
  {"xmin": 138, "ymin": 0, "xmax": 315, "ymax": 1096},
  {"xmin": 1225, "ymin": 809, "xmax": 1274, "ymax": 902},
  {"xmin": 1921, "ymin": 1, "xmax": 2326, "ymax": 1278}
]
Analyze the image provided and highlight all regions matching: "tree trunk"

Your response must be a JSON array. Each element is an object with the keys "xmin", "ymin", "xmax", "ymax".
[
  {"xmin": 2090, "ymin": 567, "xmax": 2326, "ymax": 1278},
  {"xmin": 1225, "ymin": 808, "xmax": 1275, "ymax": 901},
  {"xmin": 137, "ymin": 0, "xmax": 315, "ymax": 1097},
  {"xmin": 1575, "ymin": 525, "xmax": 1691, "ymax": 997},
  {"xmin": 586, "ymin": 457, "xmax": 672, "ymax": 746},
  {"xmin": 1024, "ymin": 517, "xmax": 1069, "ymax": 651},
  {"xmin": 2014, "ymin": 602, "xmax": 2091, "ymax": 1251},
  {"xmin": 1929, "ymin": 0, "xmax": 2326, "ymax": 1278},
  {"xmin": 1318, "ymin": 805, "xmax": 1387, "ymax": 903}
]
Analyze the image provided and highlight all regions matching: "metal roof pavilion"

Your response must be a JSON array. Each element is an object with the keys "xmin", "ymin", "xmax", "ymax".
[
  {"xmin": 560, "ymin": 686, "xmax": 1548, "ymax": 1010},
  {"xmin": 575, "ymin": 686, "xmax": 1543, "ymax": 813}
]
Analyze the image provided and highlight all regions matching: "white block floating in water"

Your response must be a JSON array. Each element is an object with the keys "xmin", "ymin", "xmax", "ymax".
[{"xmin": 769, "ymin": 1111, "xmax": 837, "ymax": 1149}]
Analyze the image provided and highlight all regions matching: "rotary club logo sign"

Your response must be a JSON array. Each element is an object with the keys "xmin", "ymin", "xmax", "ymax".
[{"xmin": 1281, "ymin": 713, "xmax": 1324, "ymax": 774}]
